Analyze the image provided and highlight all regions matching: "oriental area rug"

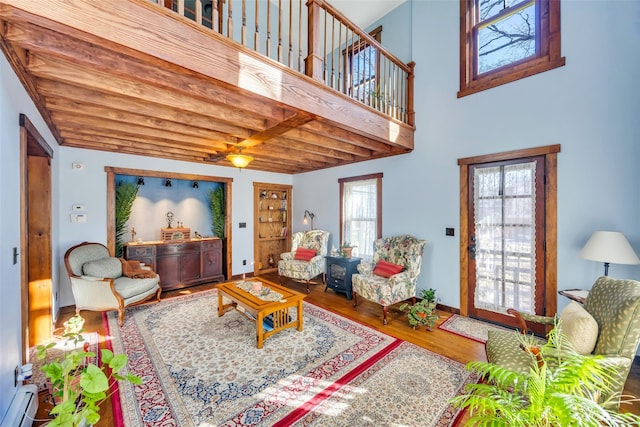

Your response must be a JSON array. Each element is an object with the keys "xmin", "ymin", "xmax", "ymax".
[
  {"xmin": 438, "ymin": 314, "xmax": 511, "ymax": 343},
  {"xmin": 105, "ymin": 288, "xmax": 476, "ymax": 426}
]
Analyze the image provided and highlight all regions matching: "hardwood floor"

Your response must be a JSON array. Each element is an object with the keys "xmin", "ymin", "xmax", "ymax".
[{"xmin": 35, "ymin": 274, "xmax": 640, "ymax": 426}]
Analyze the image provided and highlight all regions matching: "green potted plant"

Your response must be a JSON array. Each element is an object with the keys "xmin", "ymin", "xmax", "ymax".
[
  {"xmin": 421, "ymin": 288, "xmax": 437, "ymax": 309},
  {"xmin": 37, "ymin": 315, "xmax": 141, "ymax": 427},
  {"xmin": 450, "ymin": 322, "xmax": 640, "ymax": 426},
  {"xmin": 340, "ymin": 242, "xmax": 356, "ymax": 258},
  {"xmin": 399, "ymin": 296, "xmax": 439, "ymax": 331}
]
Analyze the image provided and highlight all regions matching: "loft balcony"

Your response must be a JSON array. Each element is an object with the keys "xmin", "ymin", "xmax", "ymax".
[{"xmin": 0, "ymin": 0, "xmax": 415, "ymax": 174}]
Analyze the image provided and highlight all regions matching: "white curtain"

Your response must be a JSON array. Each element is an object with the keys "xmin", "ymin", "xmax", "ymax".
[
  {"xmin": 473, "ymin": 161, "xmax": 537, "ymax": 314},
  {"xmin": 343, "ymin": 179, "xmax": 377, "ymax": 260}
]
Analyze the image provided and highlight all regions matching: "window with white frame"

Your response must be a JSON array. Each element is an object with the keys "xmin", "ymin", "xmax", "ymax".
[{"xmin": 339, "ymin": 173, "xmax": 382, "ymax": 260}]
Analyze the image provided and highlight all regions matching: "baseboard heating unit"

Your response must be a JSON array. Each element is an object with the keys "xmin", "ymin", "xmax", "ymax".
[{"xmin": 1, "ymin": 384, "xmax": 38, "ymax": 427}]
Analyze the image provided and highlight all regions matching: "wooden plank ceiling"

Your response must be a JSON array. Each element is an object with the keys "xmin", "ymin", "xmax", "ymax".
[{"xmin": 0, "ymin": 0, "xmax": 415, "ymax": 174}]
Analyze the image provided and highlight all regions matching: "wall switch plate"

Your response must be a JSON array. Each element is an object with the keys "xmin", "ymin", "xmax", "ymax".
[
  {"xmin": 72, "ymin": 162, "xmax": 84, "ymax": 170},
  {"xmin": 70, "ymin": 213, "xmax": 87, "ymax": 223},
  {"xmin": 239, "ymin": 222, "xmax": 246, "ymax": 228},
  {"xmin": 243, "ymin": 259, "xmax": 247, "ymax": 265},
  {"xmin": 72, "ymin": 204, "xmax": 84, "ymax": 211},
  {"xmin": 445, "ymin": 227, "xmax": 455, "ymax": 236}
]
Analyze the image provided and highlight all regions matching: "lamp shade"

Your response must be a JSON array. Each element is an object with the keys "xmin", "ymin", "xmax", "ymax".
[
  {"xmin": 579, "ymin": 231, "xmax": 640, "ymax": 265},
  {"xmin": 226, "ymin": 153, "xmax": 253, "ymax": 168}
]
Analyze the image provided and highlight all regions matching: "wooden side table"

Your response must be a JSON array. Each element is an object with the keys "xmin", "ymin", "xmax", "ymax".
[
  {"xmin": 559, "ymin": 289, "xmax": 589, "ymax": 304},
  {"xmin": 324, "ymin": 256, "xmax": 361, "ymax": 300}
]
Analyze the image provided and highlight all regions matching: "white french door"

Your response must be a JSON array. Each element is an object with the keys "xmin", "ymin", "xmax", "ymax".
[{"xmin": 467, "ymin": 156, "xmax": 546, "ymax": 329}]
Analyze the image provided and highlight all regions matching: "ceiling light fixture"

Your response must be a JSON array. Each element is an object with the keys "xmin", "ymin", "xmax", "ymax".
[
  {"xmin": 226, "ymin": 147, "xmax": 253, "ymax": 170},
  {"xmin": 137, "ymin": 176, "xmax": 145, "ymax": 185},
  {"xmin": 164, "ymin": 178, "xmax": 172, "ymax": 187},
  {"xmin": 192, "ymin": 181, "xmax": 199, "ymax": 188}
]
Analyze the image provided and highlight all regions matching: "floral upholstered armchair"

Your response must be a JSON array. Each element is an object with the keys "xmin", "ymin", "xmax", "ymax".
[
  {"xmin": 278, "ymin": 229, "xmax": 330, "ymax": 292},
  {"xmin": 64, "ymin": 242, "xmax": 161, "ymax": 326},
  {"xmin": 352, "ymin": 235, "xmax": 427, "ymax": 324},
  {"xmin": 485, "ymin": 276, "xmax": 640, "ymax": 410}
]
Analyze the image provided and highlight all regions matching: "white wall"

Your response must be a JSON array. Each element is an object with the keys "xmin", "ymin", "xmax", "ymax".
[
  {"xmin": 292, "ymin": 0, "xmax": 640, "ymax": 310},
  {"xmin": 0, "ymin": 53, "xmax": 59, "ymax": 417}
]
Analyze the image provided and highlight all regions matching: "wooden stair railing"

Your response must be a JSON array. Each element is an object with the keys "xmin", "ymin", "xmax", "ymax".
[{"xmin": 152, "ymin": 0, "xmax": 415, "ymax": 126}]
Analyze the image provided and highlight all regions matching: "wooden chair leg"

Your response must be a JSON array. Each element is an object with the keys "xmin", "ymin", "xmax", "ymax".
[
  {"xmin": 118, "ymin": 309, "xmax": 125, "ymax": 327},
  {"xmin": 382, "ymin": 306, "xmax": 388, "ymax": 325},
  {"xmin": 352, "ymin": 292, "xmax": 358, "ymax": 307}
]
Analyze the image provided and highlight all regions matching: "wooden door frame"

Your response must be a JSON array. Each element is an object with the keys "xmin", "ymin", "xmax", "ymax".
[
  {"xmin": 458, "ymin": 144, "xmax": 559, "ymax": 319},
  {"xmin": 20, "ymin": 113, "xmax": 54, "ymax": 359},
  {"xmin": 104, "ymin": 167, "xmax": 233, "ymax": 280}
]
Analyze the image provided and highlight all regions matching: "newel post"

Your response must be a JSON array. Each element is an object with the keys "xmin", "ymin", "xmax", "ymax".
[
  {"xmin": 305, "ymin": 0, "xmax": 324, "ymax": 82},
  {"xmin": 406, "ymin": 61, "xmax": 415, "ymax": 127}
]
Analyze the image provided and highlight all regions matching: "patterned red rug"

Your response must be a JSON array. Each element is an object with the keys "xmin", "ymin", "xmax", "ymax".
[{"xmin": 104, "ymin": 288, "xmax": 475, "ymax": 426}]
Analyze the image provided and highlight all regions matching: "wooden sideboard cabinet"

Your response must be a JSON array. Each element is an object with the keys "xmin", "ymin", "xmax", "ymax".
[{"xmin": 125, "ymin": 238, "xmax": 224, "ymax": 291}]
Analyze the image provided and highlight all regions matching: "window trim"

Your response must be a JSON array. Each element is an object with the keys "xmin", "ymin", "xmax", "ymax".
[
  {"xmin": 339, "ymin": 173, "xmax": 383, "ymax": 249},
  {"xmin": 458, "ymin": 0, "xmax": 565, "ymax": 98}
]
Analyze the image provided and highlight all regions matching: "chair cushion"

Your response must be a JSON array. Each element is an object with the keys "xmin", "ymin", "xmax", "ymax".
[
  {"xmin": 114, "ymin": 276, "xmax": 159, "ymax": 299},
  {"xmin": 559, "ymin": 301, "xmax": 599, "ymax": 355},
  {"xmin": 294, "ymin": 247, "xmax": 316, "ymax": 261},
  {"xmin": 82, "ymin": 257, "xmax": 122, "ymax": 279},
  {"xmin": 373, "ymin": 260, "xmax": 404, "ymax": 278}
]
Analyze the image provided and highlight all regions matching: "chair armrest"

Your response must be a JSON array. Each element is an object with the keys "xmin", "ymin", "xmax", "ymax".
[
  {"xmin": 357, "ymin": 261, "xmax": 374, "ymax": 275},
  {"xmin": 507, "ymin": 308, "xmax": 555, "ymax": 333},
  {"xmin": 280, "ymin": 252, "xmax": 294, "ymax": 261}
]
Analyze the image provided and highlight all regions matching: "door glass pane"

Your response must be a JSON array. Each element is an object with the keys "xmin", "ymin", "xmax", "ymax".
[{"xmin": 473, "ymin": 161, "xmax": 537, "ymax": 314}]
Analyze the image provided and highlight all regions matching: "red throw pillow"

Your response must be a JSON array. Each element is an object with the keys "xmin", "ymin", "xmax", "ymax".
[
  {"xmin": 373, "ymin": 260, "xmax": 404, "ymax": 278},
  {"xmin": 294, "ymin": 247, "xmax": 316, "ymax": 261}
]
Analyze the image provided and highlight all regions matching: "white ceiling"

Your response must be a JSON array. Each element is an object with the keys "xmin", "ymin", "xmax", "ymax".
[{"xmin": 330, "ymin": 0, "xmax": 407, "ymax": 29}]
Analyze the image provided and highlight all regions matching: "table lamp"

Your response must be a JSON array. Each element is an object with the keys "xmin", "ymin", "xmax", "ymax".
[{"xmin": 579, "ymin": 231, "xmax": 640, "ymax": 276}]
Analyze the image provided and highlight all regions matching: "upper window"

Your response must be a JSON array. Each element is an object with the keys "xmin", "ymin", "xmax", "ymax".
[
  {"xmin": 458, "ymin": 0, "xmax": 565, "ymax": 97},
  {"xmin": 339, "ymin": 173, "xmax": 383, "ymax": 260},
  {"xmin": 345, "ymin": 27, "xmax": 382, "ymax": 105}
]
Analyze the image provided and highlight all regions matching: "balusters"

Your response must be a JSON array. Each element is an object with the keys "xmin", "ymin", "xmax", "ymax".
[
  {"xmin": 241, "ymin": 0, "xmax": 246, "ymax": 45},
  {"xmin": 254, "ymin": 1, "xmax": 259, "ymax": 51},
  {"xmin": 265, "ymin": 0, "xmax": 271, "ymax": 57},
  {"xmin": 277, "ymin": 0, "xmax": 283, "ymax": 63},
  {"xmin": 288, "ymin": 0, "xmax": 293, "ymax": 68},
  {"xmin": 322, "ymin": 9, "xmax": 327, "ymax": 84},
  {"xmin": 149, "ymin": 0, "xmax": 413, "ymax": 125},
  {"xmin": 227, "ymin": 0, "xmax": 233, "ymax": 39},
  {"xmin": 298, "ymin": 0, "xmax": 303, "ymax": 72},
  {"xmin": 212, "ymin": 0, "xmax": 220, "ymax": 33}
]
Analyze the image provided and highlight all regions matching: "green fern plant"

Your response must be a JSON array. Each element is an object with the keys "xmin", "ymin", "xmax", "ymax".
[
  {"xmin": 210, "ymin": 186, "xmax": 225, "ymax": 238},
  {"xmin": 115, "ymin": 180, "xmax": 139, "ymax": 257},
  {"xmin": 450, "ymin": 323, "xmax": 640, "ymax": 426}
]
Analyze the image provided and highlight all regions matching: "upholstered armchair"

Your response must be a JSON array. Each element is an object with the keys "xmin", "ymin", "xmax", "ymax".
[
  {"xmin": 352, "ymin": 235, "xmax": 427, "ymax": 325},
  {"xmin": 64, "ymin": 242, "xmax": 162, "ymax": 326},
  {"xmin": 485, "ymin": 276, "xmax": 640, "ymax": 410},
  {"xmin": 278, "ymin": 230, "xmax": 330, "ymax": 292}
]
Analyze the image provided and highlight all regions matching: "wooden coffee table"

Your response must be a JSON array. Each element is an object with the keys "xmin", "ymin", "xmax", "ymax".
[{"xmin": 217, "ymin": 279, "xmax": 306, "ymax": 348}]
